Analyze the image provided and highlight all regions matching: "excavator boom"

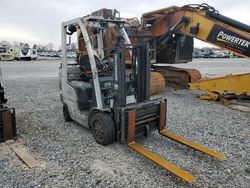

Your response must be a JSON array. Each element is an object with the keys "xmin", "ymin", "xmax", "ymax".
[{"xmin": 142, "ymin": 3, "xmax": 250, "ymax": 58}]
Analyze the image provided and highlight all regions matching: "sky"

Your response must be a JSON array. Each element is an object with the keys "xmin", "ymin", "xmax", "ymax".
[{"xmin": 0, "ymin": 0, "xmax": 249, "ymax": 49}]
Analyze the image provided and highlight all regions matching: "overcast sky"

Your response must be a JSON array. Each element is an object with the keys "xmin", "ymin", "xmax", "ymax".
[{"xmin": 0, "ymin": 0, "xmax": 249, "ymax": 49}]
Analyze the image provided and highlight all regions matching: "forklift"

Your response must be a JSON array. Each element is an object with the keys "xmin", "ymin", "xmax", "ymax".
[{"xmin": 59, "ymin": 14, "xmax": 224, "ymax": 182}]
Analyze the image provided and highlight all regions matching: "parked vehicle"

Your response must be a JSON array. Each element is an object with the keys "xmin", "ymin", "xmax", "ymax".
[
  {"xmin": 14, "ymin": 43, "xmax": 38, "ymax": 60},
  {"xmin": 67, "ymin": 52, "xmax": 76, "ymax": 58},
  {"xmin": 0, "ymin": 42, "xmax": 15, "ymax": 61}
]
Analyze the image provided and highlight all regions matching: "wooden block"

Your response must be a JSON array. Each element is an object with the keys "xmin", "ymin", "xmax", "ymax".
[
  {"xmin": 9, "ymin": 143, "xmax": 40, "ymax": 168},
  {"xmin": 3, "ymin": 111, "xmax": 13, "ymax": 140}
]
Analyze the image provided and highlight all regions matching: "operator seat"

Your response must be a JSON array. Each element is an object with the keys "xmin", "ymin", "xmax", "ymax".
[
  {"xmin": 78, "ymin": 54, "xmax": 113, "ymax": 79},
  {"xmin": 68, "ymin": 54, "xmax": 114, "ymax": 111},
  {"xmin": 79, "ymin": 54, "xmax": 92, "ymax": 80}
]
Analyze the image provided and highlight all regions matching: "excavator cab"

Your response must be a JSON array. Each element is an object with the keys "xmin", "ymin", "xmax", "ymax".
[{"xmin": 59, "ymin": 14, "xmax": 224, "ymax": 183}]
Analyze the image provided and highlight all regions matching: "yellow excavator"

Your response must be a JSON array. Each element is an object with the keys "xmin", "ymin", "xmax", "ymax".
[{"xmin": 139, "ymin": 3, "xmax": 250, "ymax": 100}]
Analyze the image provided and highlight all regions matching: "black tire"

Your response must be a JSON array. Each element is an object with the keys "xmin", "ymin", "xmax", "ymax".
[
  {"xmin": 89, "ymin": 112, "xmax": 116, "ymax": 146},
  {"xmin": 63, "ymin": 104, "xmax": 71, "ymax": 121}
]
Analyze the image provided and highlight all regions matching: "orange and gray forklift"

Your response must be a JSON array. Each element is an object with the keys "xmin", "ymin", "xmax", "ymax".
[{"xmin": 59, "ymin": 12, "xmax": 224, "ymax": 183}]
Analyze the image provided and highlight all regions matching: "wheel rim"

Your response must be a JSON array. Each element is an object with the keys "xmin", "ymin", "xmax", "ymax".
[{"xmin": 93, "ymin": 119, "xmax": 104, "ymax": 141}]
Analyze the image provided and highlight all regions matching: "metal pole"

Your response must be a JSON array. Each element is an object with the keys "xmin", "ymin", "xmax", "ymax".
[{"xmin": 79, "ymin": 20, "xmax": 103, "ymax": 109}]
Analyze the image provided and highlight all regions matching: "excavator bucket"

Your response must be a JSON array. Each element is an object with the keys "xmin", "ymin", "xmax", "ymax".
[{"xmin": 126, "ymin": 100, "xmax": 224, "ymax": 182}]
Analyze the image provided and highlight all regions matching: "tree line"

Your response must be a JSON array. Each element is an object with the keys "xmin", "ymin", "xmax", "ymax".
[{"xmin": 0, "ymin": 41, "xmax": 77, "ymax": 52}]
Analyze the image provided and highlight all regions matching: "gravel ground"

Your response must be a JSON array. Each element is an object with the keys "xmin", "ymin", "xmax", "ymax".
[{"xmin": 0, "ymin": 60, "xmax": 249, "ymax": 188}]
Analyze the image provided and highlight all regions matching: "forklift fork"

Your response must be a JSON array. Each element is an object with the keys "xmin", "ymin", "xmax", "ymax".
[{"xmin": 127, "ymin": 101, "xmax": 224, "ymax": 183}]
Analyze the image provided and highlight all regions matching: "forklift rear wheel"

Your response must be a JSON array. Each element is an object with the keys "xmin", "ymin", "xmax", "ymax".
[
  {"xmin": 63, "ymin": 104, "xmax": 71, "ymax": 121},
  {"xmin": 89, "ymin": 112, "xmax": 115, "ymax": 146}
]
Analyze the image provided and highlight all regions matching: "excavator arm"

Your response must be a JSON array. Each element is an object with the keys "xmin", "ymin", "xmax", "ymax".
[{"xmin": 142, "ymin": 3, "xmax": 250, "ymax": 58}]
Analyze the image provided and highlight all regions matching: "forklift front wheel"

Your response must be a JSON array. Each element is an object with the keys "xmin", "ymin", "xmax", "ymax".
[
  {"xmin": 63, "ymin": 104, "xmax": 71, "ymax": 122},
  {"xmin": 89, "ymin": 112, "xmax": 115, "ymax": 146}
]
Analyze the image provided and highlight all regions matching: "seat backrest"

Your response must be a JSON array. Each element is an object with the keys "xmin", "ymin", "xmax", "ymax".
[{"xmin": 67, "ymin": 66, "xmax": 83, "ymax": 80}]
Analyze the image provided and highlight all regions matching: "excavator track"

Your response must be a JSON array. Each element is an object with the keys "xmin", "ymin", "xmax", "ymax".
[{"xmin": 153, "ymin": 66, "xmax": 202, "ymax": 88}]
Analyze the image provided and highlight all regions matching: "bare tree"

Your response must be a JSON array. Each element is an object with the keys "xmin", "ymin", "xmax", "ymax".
[
  {"xmin": 0, "ymin": 41, "xmax": 11, "ymax": 46},
  {"xmin": 36, "ymin": 44, "xmax": 45, "ymax": 52},
  {"xmin": 13, "ymin": 41, "xmax": 20, "ymax": 48},
  {"xmin": 47, "ymin": 42, "xmax": 54, "ymax": 52}
]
